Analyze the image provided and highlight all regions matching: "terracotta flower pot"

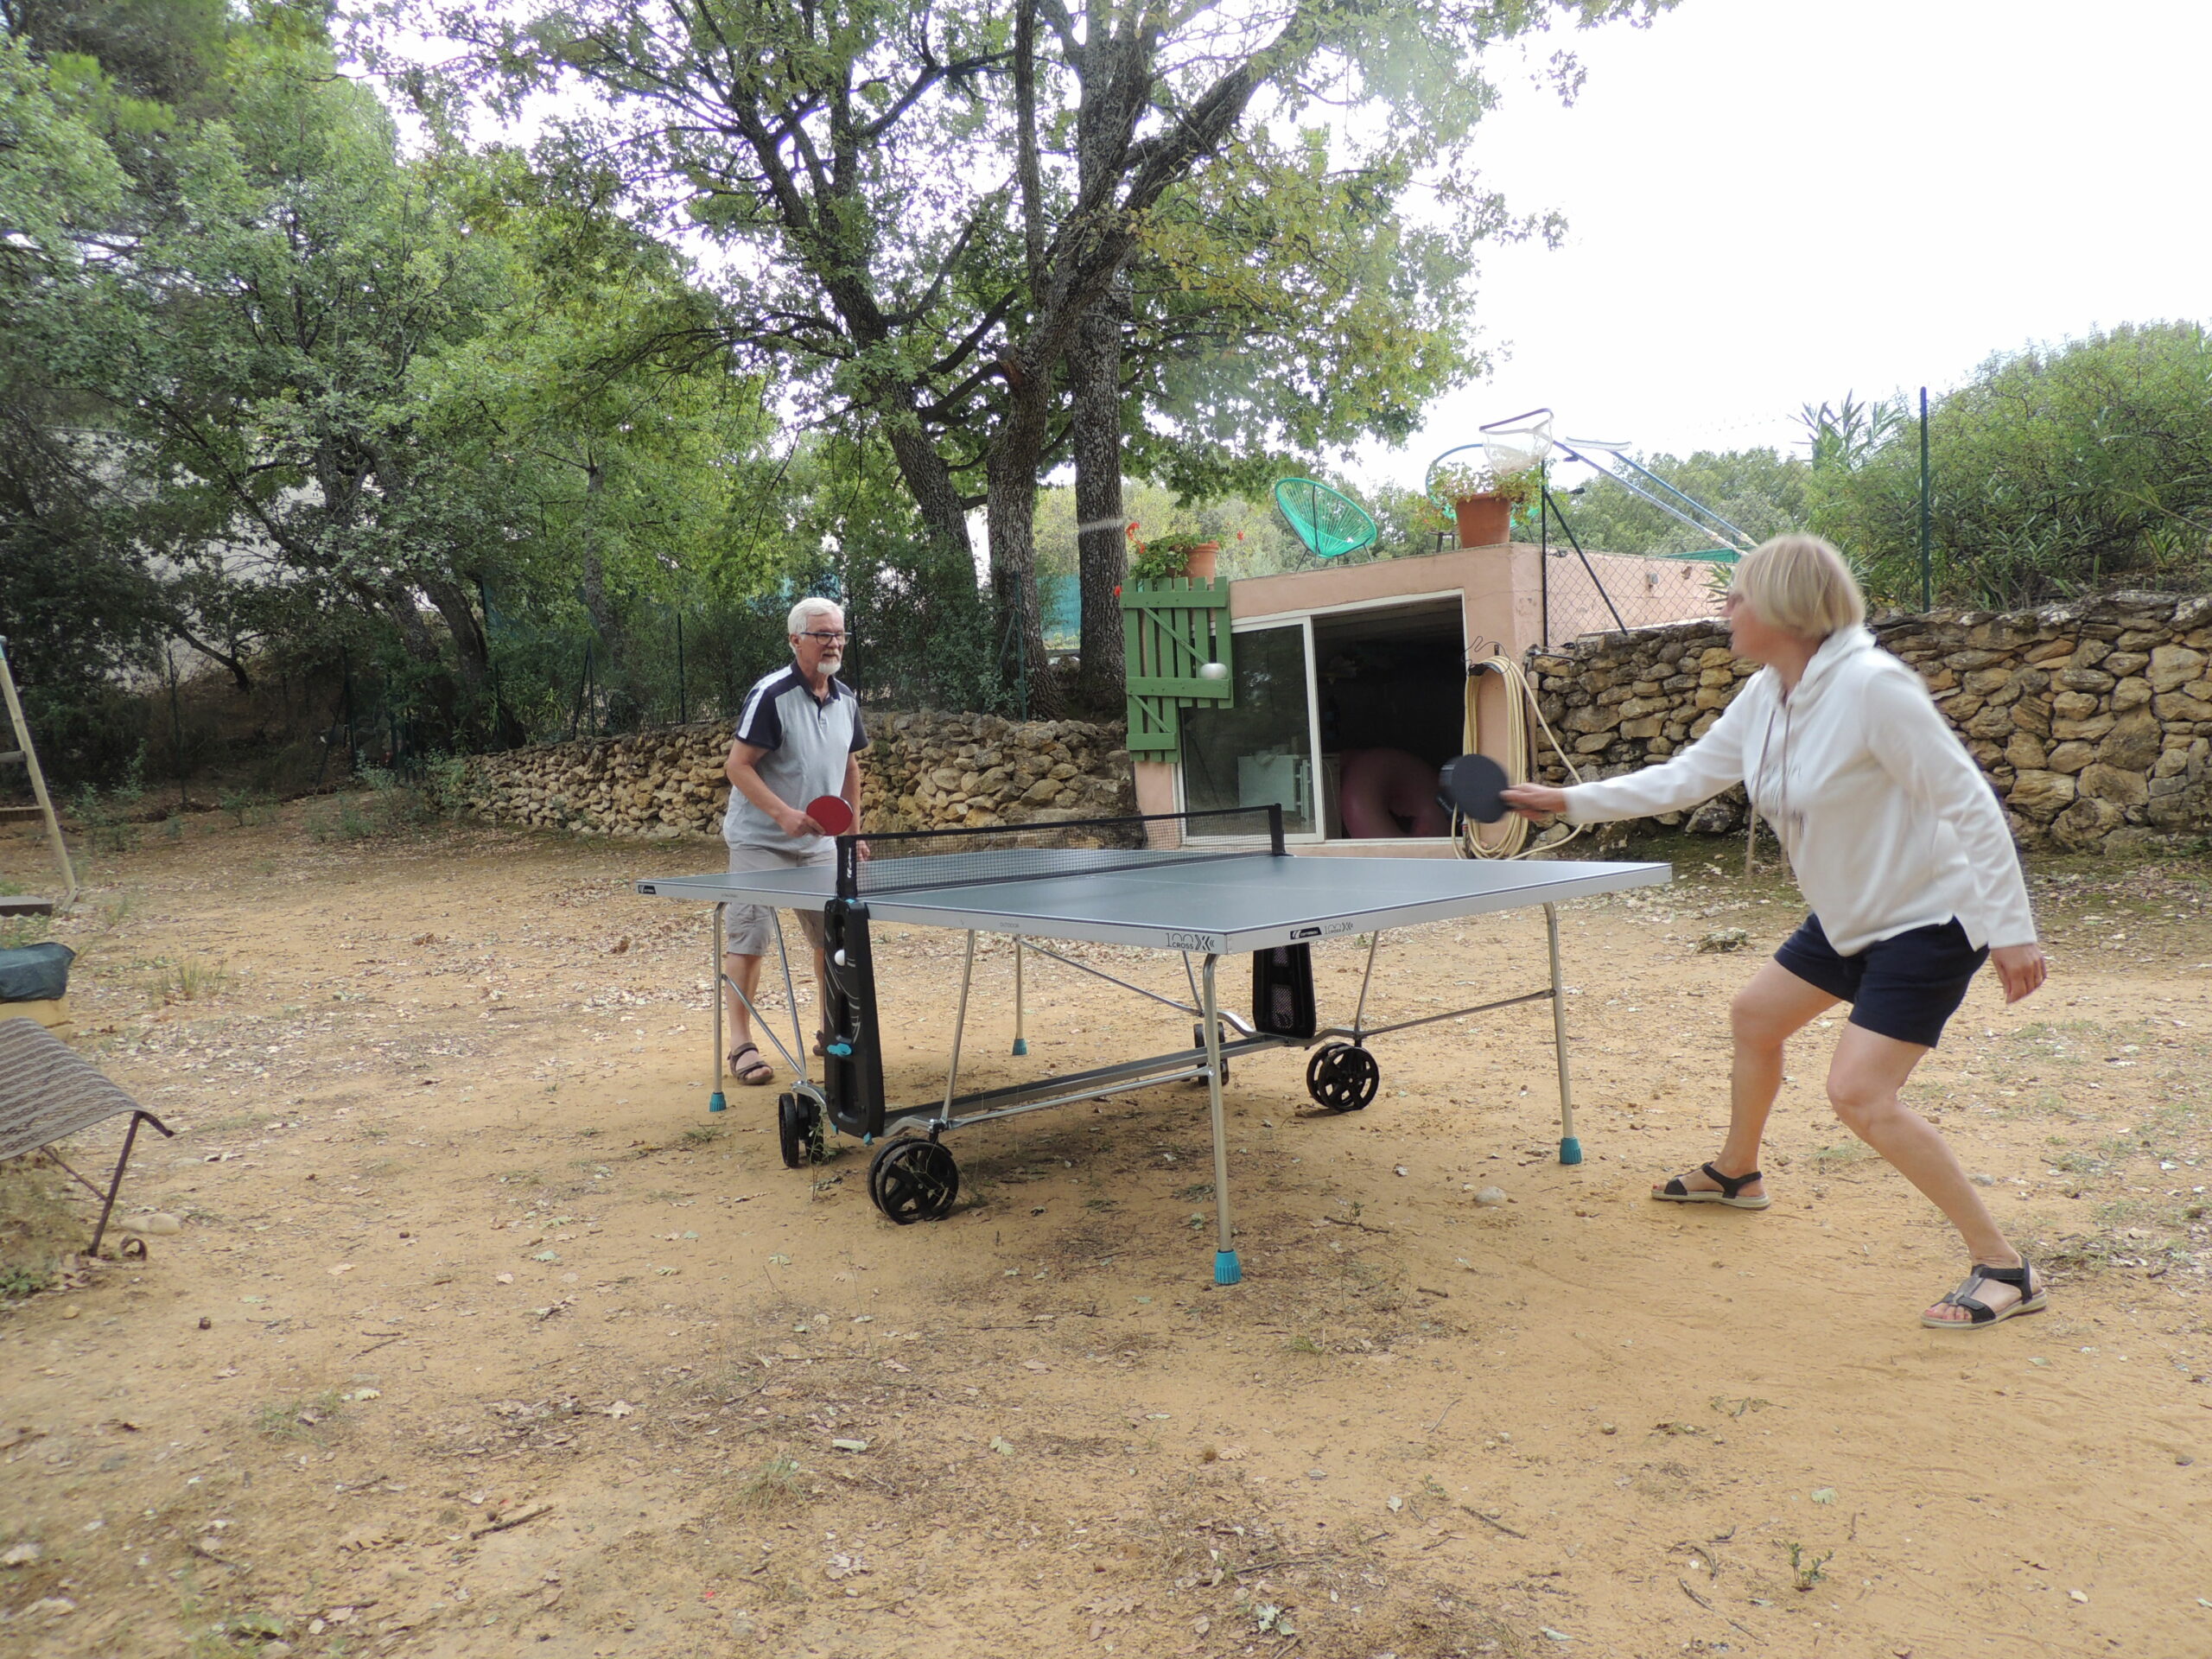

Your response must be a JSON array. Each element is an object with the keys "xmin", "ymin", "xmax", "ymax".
[
  {"xmin": 1183, "ymin": 541, "xmax": 1221, "ymax": 581},
  {"xmin": 1452, "ymin": 494, "xmax": 1510, "ymax": 548}
]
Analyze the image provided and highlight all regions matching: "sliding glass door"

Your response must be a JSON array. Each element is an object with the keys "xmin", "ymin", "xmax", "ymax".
[{"xmin": 1179, "ymin": 620, "xmax": 1320, "ymax": 838}]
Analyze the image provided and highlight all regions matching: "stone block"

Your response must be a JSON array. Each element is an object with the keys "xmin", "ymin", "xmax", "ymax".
[
  {"xmin": 2069, "ymin": 639, "xmax": 2113, "ymax": 668},
  {"xmin": 2110, "ymin": 677, "xmax": 2152, "ymax": 712},
  {"xmin": 1964, "ymin": 703, "xmax": 2016, "ymax": 740},
  {"xmin": 2101, "ymin": 652, "xmax": 2151, "ymax": 677},
  {"xmin": 1698, "ymin": 648, "xmax": 1738, "ymax": 668},
  {"xmin": 1917, "ymin": 667, "xmax": 1959, "ymax": 692},
  {"xmin": 2078, "ymin": 763, "xmax": 2149, "ymax": 808},
  {"xmin": 1564, "ymin": 703, "xmax": 1624, "ymax": 734},
  {"xmin": 2097, "ymin": 710, "xmax": 2162, "ymax": 772},
  {"xmin": 2051, "ymin": 715, "xmax": 2115, "ymax": 742},
  {"xmin": 2024, "ymin": 638, "xmax": 2077, "ymax": 664},
  {"xmin": 1573, "ymin": 733, "xmax": 1614, "ymax": 753},
  {"xmin": 2045, "ymin": 741, "xmax": 2094, "ymax": 774},
  {"xmin": 1962, "ymin": 667, "xmax": 2013, "ymax": 696},
  {"xmin": 1693, "ymin": 687, "xmax": 1735, "ymax": 711},
  {"xmin": 2051, "ymin": 691, "xmax": 2101, "ymax": 721},
  {"xmin": 2152, "ymin": 690, "xmax": 2212, "ymax": 722},
  {"xmin": 2050, "ymin": 795, "xmax": 2126, "ymax": 850},
  {"xmin": 1619, "ymin": 716, "xmax": 1664, "ymax": 740},
  {"xmin": 1946, "ymin": 693, "xmax": 1986, "ymax": 721},
  {"xmin": 2010, "ymin": 700, "xmax": 2052, "ymax": 739},
  {"xmin": 2146, "ymin": 776, "xmax": 2212, "ymax": 831},
  {"xmin": 2148, "ymin": 645, "xmax": 2208, "ymax": 692},
  {"xmin": 2005, "ymin": 734, "xmax": 2048, "ymax": 772},
  {"xmin": 2005, "ymin": 770, "xmax": 2075, "ymax": 821},
  {"xmin": 2057, "ymin": 666, "xmax": 2116, "ymax": 693}
]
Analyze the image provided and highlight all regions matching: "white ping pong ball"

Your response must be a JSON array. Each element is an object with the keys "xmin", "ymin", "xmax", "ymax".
[{"xmin": 1197, "ymin": 661, "xmax": 1230, "ymax": 681}]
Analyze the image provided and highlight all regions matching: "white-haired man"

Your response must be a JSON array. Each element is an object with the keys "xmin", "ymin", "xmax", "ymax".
[{"xmin": 720, "ymin": 598, "xmax": 867, "ymax": 1085}]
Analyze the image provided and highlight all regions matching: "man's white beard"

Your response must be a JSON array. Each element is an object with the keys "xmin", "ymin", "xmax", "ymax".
[{"xmin": 818, "ymin": 652, "xmax": 842, "ymax": 675}]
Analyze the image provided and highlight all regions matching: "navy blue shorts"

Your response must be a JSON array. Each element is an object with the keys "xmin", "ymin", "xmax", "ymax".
[{"xmin": 1773, "ymin": 914, "xmax": 1988, "ymax": 1049}]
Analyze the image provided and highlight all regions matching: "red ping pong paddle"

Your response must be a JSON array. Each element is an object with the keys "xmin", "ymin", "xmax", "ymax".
[{"xmin": 805, "ymin": 794, "xmax": 855, "ymax": 836}]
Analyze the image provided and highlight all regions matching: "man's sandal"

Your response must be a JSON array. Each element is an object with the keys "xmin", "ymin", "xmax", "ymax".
[
  {"xmin": 1921, "ymin": 1260, "xmax": 2046, "ymax": 1329},
  {"xmin": 1652, "ymin": 1162, "xmax": 1770, "ymax": 1210},
  {"xmin": 727, "ymin": 1043, "xmax": 775, "ymax": 1087}
]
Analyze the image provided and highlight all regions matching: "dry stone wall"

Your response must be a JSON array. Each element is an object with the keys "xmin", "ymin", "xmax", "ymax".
[
  {"xmin": 1529, "ymin": 590, "xmax": 2212, "ymax": 855},
  {"xmin": 454, "ymin": 711, "xmax": 1135, "ymax": 840}
]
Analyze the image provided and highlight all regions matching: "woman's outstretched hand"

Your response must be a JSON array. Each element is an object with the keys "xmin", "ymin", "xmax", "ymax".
[
  {"xmin": 1500, "ymin": 784, "xmax": 1568, "ymax": 823},
  {"xmin": 1989, "ymin": 943, "xmax": 2047, "ymax": 1004}
]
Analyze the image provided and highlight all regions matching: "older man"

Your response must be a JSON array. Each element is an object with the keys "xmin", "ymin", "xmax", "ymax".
[{"xmin": 720, "ymin": 597, "xmax": 867, "ymax": 1085}]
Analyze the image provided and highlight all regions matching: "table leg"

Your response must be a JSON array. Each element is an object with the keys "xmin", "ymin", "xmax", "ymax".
[
  {"xmin": 769, "ymin": 911, "xmax": 809, "ymax": 1086},
  {"xmin": 709, "ymin": 904, "xmax": 727, "ymax": 1114},
  {"xmin": 1201, "ymin": 953, "xmax": 1240, "ymax": 1285},
  {"xmin": 1011, "ymin": 935, "xmax": 1027, "ymax": 1055},
  {"xmin": 1545, "ymin": 902, "xmax": 1580, "ymax": 1164},
  {"xmin": 941, "ymin": 931, "xmax": 978, "ymax": 1119}
]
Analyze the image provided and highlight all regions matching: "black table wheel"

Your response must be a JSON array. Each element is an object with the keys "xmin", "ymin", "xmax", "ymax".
[
  {"xmin": 868, "ymin": 1137, "xmax": 960, "ymax": 1224},
  {"xmin": 777, "ymin": 1091, "xmax": 817, "ymax": 1169},
  {"xmin": 1306, "ymin": 1041, "xmax": 1380, "ymax": 1112}
]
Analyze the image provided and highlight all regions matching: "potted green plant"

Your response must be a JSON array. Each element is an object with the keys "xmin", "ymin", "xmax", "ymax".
[
  {"xmin": 1428, "ymin": 460, "xmax": 1538, "ymax": 548},
  {"xmin": 1128, "ymin": 530, "xmax": 1223, "ymax": 584}
]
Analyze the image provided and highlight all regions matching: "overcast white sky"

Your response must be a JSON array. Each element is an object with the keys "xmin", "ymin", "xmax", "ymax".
[{"xmin": 1362, "ymin": 0, "xmax": 2212, "ymax": 492}]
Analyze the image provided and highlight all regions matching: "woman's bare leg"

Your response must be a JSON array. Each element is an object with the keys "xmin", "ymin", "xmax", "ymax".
[
  {"xmin": 1822, "ymin": 1024, "xmax": 2037, "ymax": 1319},
  {"xmin": 1656, "ymin": 959, "xmax": 1837, "ymax": 1199}
]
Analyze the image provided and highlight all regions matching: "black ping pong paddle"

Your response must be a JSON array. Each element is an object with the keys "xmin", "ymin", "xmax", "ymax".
[{"xmin": 1437, "ymin": 753, "xmax": 1510, "ymax": 825}]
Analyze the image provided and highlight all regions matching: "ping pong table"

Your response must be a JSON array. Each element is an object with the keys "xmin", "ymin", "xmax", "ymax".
[{"xmin": 638, "ymin": 808, "xmax": 1667, "ymax": 1283}]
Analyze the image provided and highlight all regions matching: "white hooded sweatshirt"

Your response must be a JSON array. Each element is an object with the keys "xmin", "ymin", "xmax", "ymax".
[{"xmin": 1560, "ymin": 626, "xmax": 2037, "ymax": 955}]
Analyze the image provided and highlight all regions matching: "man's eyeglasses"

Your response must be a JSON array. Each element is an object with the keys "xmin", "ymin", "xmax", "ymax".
[{"xmin": 798, "ymin": 630, "xmax": 849, "ymax": 645}]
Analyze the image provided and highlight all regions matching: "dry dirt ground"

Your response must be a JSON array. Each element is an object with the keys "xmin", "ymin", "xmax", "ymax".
[{"xmin": 3, "ymin": 801, "xmax": 2212, "ymax": 1659}]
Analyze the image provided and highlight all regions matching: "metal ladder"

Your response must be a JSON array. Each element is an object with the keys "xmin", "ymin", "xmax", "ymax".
[{"xmin": 0, "ymin": 636, "xmax": 78, "ymax": 918}]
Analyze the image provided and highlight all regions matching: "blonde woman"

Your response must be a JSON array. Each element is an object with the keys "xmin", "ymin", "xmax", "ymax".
[{"xmin": 1502, "ymin": 536, "xmax": 2051, "ymax": 1330}]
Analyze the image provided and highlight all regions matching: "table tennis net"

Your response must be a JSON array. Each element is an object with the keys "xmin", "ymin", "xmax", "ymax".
[{"xmin": 835, "ymin": 807, "xmax": 1284, "ymax": 899}]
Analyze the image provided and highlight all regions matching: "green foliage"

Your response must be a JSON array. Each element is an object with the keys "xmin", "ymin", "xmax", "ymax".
[
  {"xmin": 1803, "ymin": 324, "xmax": 2212, "ymax": 607},
  {"xmin": 1428, "ymin": 458, "xmax": 1541, "ymax": 505}
]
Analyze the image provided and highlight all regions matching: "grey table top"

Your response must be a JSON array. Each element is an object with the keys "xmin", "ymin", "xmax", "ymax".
[{"xmin": 638, "ymin": 851, "xmax": 1669, "ymax": 953}]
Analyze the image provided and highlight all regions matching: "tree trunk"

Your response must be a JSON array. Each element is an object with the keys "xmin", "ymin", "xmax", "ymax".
[
  {"xmin": 983, "ymin": 367, "xmax": 1059, "ymax": 719},
  {"xmin": 420, "ymin": 575, "xmax": 527, "ymax": 748},
  {"xmin": 882, "ymin": 416, "xmax": 976, "ymax": 570},
  {"xmin": 1070, "ymin": 286, "xmax": 1128, "ymax": 714}
]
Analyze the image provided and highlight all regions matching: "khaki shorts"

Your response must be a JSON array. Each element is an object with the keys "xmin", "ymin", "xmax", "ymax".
[{"xmin": 720, "ymin": 840, "xmax": 834, "ymax": 957}]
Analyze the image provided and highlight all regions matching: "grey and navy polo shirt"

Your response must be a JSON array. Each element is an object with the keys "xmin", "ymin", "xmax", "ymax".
[{"xmin": 721, "ymin": 664, "xmax": 868, "ymax": 851}]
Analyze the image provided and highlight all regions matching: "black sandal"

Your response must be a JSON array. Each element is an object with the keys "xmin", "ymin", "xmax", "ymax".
[
  {"xmin": 1652, "ymin": 1161, "xmax": 1770, "ymax": 1210},
  {"xmin": 1922, "ymin": 1259, "xmax": 2047, "ymax": 1329},
  {"xmin": 727, "ymin": 1042, "xmax": 775, "ymax": 1087}
]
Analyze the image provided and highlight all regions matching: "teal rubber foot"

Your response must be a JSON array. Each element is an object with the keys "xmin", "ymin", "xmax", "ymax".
[
  {"xmin": 1214, "ymin": 1249, "xmax": 1242, "ymax": 1286},
  {"xmin": 827, "ymin": 1041, "xmax": 852, "ymax": 1058},
  {"xmin": 1559, "ymin": 1135, "xmax": 1583, "ymax": 1165},
  {"xmin": 1011, "ymin": 1037, "xmax": 1028, "ymax": 1056},
  {"xmin": 709, "ymin": 1090, "xmax": 728, "ymax": 1114}
]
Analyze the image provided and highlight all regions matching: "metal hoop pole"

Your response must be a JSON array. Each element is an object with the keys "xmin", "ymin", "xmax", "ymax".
[
  {"xmin": 1545, "ymin": 903, "xmax": 1580, "ymax": 1164},
  {"xmin": 1202, "ymin": 954, "xmax": 1239, "ymax": 1285}
]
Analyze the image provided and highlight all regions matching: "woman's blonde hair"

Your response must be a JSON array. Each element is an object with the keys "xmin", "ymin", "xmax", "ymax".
[{"xmin": 1730, "ymin": 535, "xmax": 1866, "ymax": 638}]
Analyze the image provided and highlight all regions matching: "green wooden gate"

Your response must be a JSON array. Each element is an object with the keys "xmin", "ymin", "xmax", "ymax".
[{"xmin": 1120, "ymin": 577, "xmax": 1233, "ymax": 762}]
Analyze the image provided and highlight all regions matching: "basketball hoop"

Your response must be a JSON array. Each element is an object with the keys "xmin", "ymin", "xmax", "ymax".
[{"xmin": 1478, "ymin": 407, "xmax": 1554, "ymax": 480}]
